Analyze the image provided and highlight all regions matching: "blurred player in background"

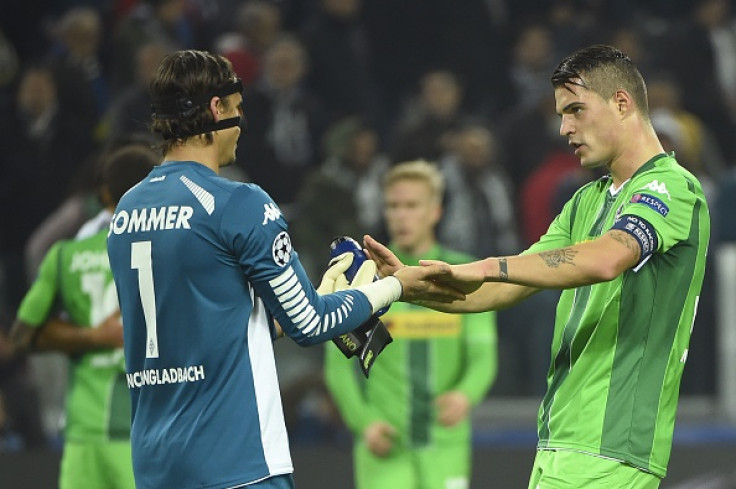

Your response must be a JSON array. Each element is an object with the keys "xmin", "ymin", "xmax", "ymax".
[
  {"xmin": 106, "ymin": 49, "xmax": 457, "ymax": 489},
  {"xmin": 365, "ymin": 45, "xmax": 710, "ymax": 489},
  {"xmin": 9, "ymin": 144, "xmax": 157, "ymax": 489},
  {"xmin": 326, "ymin": 160, "xmax": 497, "ymax": 489}
]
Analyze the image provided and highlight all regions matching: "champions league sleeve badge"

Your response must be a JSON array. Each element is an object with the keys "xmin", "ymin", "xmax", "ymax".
[{"xmin": 272, "ymin": 231, "xmax": 293, "ymax": 267}]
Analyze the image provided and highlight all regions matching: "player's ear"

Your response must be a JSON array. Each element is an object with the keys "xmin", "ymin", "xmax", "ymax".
[
  {"xmin": 209, "ymin": 96, "xmax": 221, "ymax": 121},
  {"xmin": 613, "ymin": 89, "xmax": 632, "ymax": 116}
]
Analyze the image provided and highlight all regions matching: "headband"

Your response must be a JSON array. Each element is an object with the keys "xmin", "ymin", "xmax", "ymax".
[{"xmin": 151, "ymin": 78, "xmax": 243, "ymax": 139}]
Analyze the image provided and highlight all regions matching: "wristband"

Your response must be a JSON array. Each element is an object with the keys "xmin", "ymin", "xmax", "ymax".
[{"xmin": 353, "ymin": 276, "xmax": 402, "ymax": 314}]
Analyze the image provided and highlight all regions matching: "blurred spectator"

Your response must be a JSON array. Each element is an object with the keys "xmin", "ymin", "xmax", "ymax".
[
  {"xmin": 518, "ymin": 148, "xmax": 580, "ymax": 246},
  {"xmin": 0, "ymin": 64, "xmax": 96, "ymax": 308},
  {"xmin": 507, "ymin": 23, "xmax": 557, "ymax": 113},
  {"xmin": 691, "ymin": 0, "xmax": 736, "ymax": 118},
  {"xmin": 362, "ymin": 0, "xmax": 508, "ymax": 121},
  {"xmin": 104, "ymin": 41, "xmax": 170, "ymax": 142},
  {"xmin": 360, "ymin": 0, "xmax": 440, "ymax": 118},
  {"xmin": 214, "ymin": 0, "xmax": 283, "ymax": 86},
  {"xmin": 499, "ymin": 92, "xmax": 562, "ymax": 193},
  {"xmin": 47, "ymin": 6, "xmax": 108, "ymax": 133},
  {"xmin": 545, "ymin": 0, "xmax": 596, "ymax": 58},
  {"xmin": 0, "ymin": 28, "xmax": 19, "ymax": 110},
  {"xmin": 292, "ymin": 116, "xmax": 389, "ymax": 281},
  {"xmin": 662, "ymin": 0, "xmax": 736, "ymax": 162},
  {"xmin": 648, "ymin": 75, "xmax": 728, "ymax": 183},
  {"xmin": 0, "ymin": 0, "xmax": 57, "ymax": 60},
  {"xmin": 111, "ymin": 0, "xmax": 197, "ymax": 96},
  {"xmin": 428, "ymin": 0, "xmax": 507, "ymax": 119},
  {"xmin": 437, "ymin": 124, "xmax": 521, "ymax": 259},
  {"xmin": 240, "ymin": 34, "xmax": 327, "ymax": 212},
  {"xmin": 300, "ymin": 0, "xmax": 383, "ymax": 126},
  {"xmin": 651, "ymin": 110, "xmax": 718, "ymax": 204},
  {"xmin": 606, "ymin": 24, "xmax": 664, "ymax": 80},
  {"xmin": 390, "ymin": 70, "xmax": 476, "ymax": 164}
]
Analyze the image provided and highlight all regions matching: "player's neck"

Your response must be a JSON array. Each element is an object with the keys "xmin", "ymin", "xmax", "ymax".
[
  {"xmin": 609, "ymin": 123, "xmax": 664, "ymax": 187},
  {"xmin": 165, "ymin": 140, "xmax": 221, "ymax": 174}
]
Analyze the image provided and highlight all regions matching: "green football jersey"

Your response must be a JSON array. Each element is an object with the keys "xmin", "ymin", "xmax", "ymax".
[
  {"xmin": 325, "ymin": 244, "xmax": 497, "ymax": 449},
  {"xmin": 526, "ymin": 153, "xmax": 710, "ymax": 477},
  {"xmin": 17, "ymin": 218, "xmax": 130, "ymax": 442}
]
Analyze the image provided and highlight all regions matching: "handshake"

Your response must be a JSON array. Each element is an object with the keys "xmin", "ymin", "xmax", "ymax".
[{"xmin": 317, "ymin": 237, "xmax": 393, "ymax": 378}]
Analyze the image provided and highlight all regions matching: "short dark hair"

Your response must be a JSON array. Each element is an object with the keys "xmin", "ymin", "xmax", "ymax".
[
  {"xmin": 551, "ymin": 44, "xmax": 649, "ymax": 118},
  {"xmin": 102, "ymin": 145, "xmax": 158, "ymax": 204},
  {"xmin": 149, "ymin": 50, "xmax": 237, "ymax": 153}
]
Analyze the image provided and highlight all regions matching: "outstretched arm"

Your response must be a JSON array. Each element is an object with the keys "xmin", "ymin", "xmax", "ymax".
[
  {"xmin": 442, "ymin": 230, "xmax": 639, "ymax": 288},
  {"xmin": 427, "ymin": 230, "xmax": 640, "ymax": 312},
  {"xmin": 364, "ymin": 231, "xmax": 640, "ymax": 313},
  {"xmin": 363, "ymin": 234, "xmax": 536, "ymax": 313}
]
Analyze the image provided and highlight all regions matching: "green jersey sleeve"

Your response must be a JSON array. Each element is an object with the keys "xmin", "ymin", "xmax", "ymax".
[
  {"xmin": 619, "ymin": 169, "xmax": 699, "ymax": 254},
  {"xmin": 16, "ymin": 241, "xmax": 63, "ymax": 327}
]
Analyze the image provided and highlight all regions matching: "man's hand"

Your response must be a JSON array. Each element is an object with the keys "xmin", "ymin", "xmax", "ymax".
[
  {"xmin": 363, "ymin": 235, "xmax": 404, "ymax": 278},
  {"xmin": 363, "ymin": 420, "xmax": 397, "ymax": 457},
  {"xmin": 436, "ymin": 391, "xmax": 471, "ymax": 427},
  {"xmin": 419, "ymin": 260, "xmax": 486, "ymax": 295},
  {"xmin": 393, "ymin": 264, "xmax": 465, "ymax": 303},
  {"xmin": 363, "ymin": 235, "xmax": 465, "ymax": 303}
]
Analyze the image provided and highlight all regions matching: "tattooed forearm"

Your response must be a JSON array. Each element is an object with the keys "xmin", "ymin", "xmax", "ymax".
[
  {"xmin": 608, "ymin": 230, "xmax": 641, "ymax": 260},
  {"xmin": 539, "ymin": 248, "xmax": 578, "ymax": 268}
]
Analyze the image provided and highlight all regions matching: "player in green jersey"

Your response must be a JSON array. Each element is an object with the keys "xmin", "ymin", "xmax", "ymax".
[
  {"xmin": 363, "ymin": 45, "xmax": 710, "ymax": 488},
  {"xmin": 9, "ymin": 145, "xmax": 157, "ymax": 489},
  {"xmin": 325, "ymin": 161, "xmax": 497, "ymax": 489}
]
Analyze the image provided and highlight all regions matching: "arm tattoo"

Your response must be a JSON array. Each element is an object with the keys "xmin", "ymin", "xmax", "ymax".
[
  {"xmin": 608, "ymin": 230, "xmax": 641, "ymax": 261},
  {"xmin": 498, "ymin": 258, "xmax": 509, "ymax": 281},
  {"xmin": 539, "ymin": 248, "xmax": 578, "ymax": 268}
]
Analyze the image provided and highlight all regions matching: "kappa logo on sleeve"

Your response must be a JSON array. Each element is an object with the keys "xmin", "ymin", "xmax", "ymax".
[
  {"xmin": 630, "ymin": 193, "xmax": 670, "ymax": 217},
  {"xmin": 262, "ymin": 202, "xmax": 282, "ymax": 225},
  {"xmin": 272, "ymin": 231, "xmax": 293, "ymax": 267},
  {"xmin": 641, "ymin": 180, "xmax": 671, "ymax": 200}
]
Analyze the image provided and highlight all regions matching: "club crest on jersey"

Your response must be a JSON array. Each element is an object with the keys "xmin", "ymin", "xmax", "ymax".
[
  {"xmin": 272, "ymin": 231, "xmax": 292, "ymax": 267},
  {"xmin": 262, "ymin": 202, "xmax": 282, "ymax": 225}
]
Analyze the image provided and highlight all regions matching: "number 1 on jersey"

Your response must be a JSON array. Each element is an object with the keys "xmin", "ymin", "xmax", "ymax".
[{"xmin": 131, "ymin": 241, "xmax": 159, "ymax": 358}]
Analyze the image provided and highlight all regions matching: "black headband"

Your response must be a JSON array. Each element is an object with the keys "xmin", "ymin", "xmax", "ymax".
[{"xmin": 151, "ymin": 79, "xmax": 244, "ymax": 139}]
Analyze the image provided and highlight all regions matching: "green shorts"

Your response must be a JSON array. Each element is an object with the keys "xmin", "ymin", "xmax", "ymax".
[
  {"xmin": 354, "ymin": 441, "xmax": 470, "ymax": 489},
  {"xmin": 528, "ymin": 449, "xmax": 661, "ymax": 489},
  {"xmin": 59, "ymin": 440, "xmax": 135, "ymax": 489}
]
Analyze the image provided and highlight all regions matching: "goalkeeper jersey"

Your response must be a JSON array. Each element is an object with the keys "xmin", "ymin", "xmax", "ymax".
[
  {"xmin": 526, "ymin": 153, "xmax": 710, "ymax": 477},
  {"xmin": 325, "ymin": 244, "xmax": 497, "ymax": 449},
  {"xmin": 16, "ymin": 211, "xmax": 129, "ymax": 442},
  {"xmin": 107, "ymin": 161, "xmax": 376, "ymax": 489}
]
